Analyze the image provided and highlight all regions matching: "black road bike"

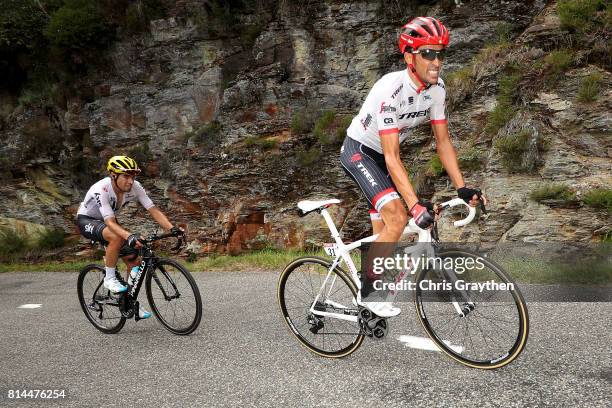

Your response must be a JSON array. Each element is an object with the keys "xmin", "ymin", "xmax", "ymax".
[{"xmin": 77, "ymin": 232, "xmax": 202, "ymax": 335}]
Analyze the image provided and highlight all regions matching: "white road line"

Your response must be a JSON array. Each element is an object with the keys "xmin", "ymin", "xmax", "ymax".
[
  {"xmin": 17, "ymin": 304, "xmax": 42, "ymax": 309},
  {"xmin": 397, "ymin": 335, "xmax": 464, "ymax": 353}
]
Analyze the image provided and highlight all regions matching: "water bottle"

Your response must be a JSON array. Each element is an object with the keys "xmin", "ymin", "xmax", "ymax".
[{"xmin": 128, "ymin": 266, "xmax": 139, "ymax": 286}]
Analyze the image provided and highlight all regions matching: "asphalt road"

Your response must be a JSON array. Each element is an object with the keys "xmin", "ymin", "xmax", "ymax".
[{"xmin": 0, "ymin": 271, "xmax": 610, "ymax": 407}]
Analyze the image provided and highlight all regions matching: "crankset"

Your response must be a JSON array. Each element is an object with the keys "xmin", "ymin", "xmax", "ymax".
[
  {"xmin": 358, "ymin": 307, "xmax": 389, "ymax": 339},
  {"xmin": 119, "ymin": 295, "xmax": 136, "ymax": 319}
]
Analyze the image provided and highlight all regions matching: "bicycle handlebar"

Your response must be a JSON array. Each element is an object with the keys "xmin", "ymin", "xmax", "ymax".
[
  {"xmin": 438, "ymin": 198, "xmax": 477, "ymax": 227},
  {"xmin": 141, "ymin": 232, "xmax": 185, "ymax": 252}
]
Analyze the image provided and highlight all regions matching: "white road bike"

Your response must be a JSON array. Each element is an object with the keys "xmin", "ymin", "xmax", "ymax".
[{"xmin": 277, "ymin": 198, "xmax": 529, "ymax": 369}]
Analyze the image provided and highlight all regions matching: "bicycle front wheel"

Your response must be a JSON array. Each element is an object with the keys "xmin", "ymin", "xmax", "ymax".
[
  {"xmin": 77, "ymin": 264, "xmax": 126, "ymax": 334},
  {"xmin": 277, "ymin": 256, "xmax": 365, "ymax": 358},
  {"xmin": 415, "ymin": 249, "xmax": 529, "ymax": 369},
  {"xmin": 146, "ymin": 259, "xmax": 202, "ymax": 335}
]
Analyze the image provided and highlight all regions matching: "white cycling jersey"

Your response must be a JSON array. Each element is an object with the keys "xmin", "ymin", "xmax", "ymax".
[
  {"xmin": 346, "ymin": 69, "xmax": 447, "ymax": 154},
  {"xmin": 77, "ymin": 177, "xmax": 155, "ymax": 220}
]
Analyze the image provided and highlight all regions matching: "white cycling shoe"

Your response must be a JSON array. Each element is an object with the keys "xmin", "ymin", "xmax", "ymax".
[
  {"xmin": 354, "ymin": 297, "xmax": 401, "ymax": 317},
  {"xmin": 104, "ymin": 277, "xmax": 128, "ymax": 293},
  {"xmin": 138, "ymin": 305, "xmax": 151, "ymax": 319},
  {"xmin": 363, "ymin": 301, "xmax": 401, "ymax": 317}
]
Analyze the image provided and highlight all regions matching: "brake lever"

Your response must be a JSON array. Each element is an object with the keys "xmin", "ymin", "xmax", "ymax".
[
  {"xmin": 479, "ymin": 198, "xmax": 488, "ymax": 215},
  {"xmin": 170, "ymin": 235, "xmax": 185, "ymax": 252}
]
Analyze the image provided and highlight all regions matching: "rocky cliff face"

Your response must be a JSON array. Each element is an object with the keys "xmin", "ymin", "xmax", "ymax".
[{"xmin": 0, "ymin": 0, "xmax": 609, "ymax": 257}]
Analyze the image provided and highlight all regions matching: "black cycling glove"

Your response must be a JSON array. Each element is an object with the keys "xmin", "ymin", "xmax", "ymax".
[
  {"xmin": 127, "ymin": 233, "xmax": 142, "ymax": 248},
  {"xmin": 457, "ymin": 187, "xmax": 482, "ymax": 204},
  {"xmin": 170, "ymin": 226, "xmax": 185, "ymax": 237}
]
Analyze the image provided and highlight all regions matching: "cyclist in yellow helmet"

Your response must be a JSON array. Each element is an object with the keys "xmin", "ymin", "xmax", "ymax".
[{"xmin": 75, "ymin": 155, "xmax": 184, "ymax": 318}]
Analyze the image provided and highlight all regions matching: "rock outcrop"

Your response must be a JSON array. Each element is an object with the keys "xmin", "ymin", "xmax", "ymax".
[{"xmin": 0, "ymin": 0, "xmax": 609, "ymax": 257}]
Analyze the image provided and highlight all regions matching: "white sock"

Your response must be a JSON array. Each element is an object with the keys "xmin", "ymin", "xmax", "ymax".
[{"xmin": 105, "ymin": 266, "xmax": 116, "ymax": 280}]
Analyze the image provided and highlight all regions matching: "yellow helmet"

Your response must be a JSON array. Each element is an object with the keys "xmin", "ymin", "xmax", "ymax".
[{"xmin": 107, "ymin": 155, "xmax": 141, "ymax": 174}]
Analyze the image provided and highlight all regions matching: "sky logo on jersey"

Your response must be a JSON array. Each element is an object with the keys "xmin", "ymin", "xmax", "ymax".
[
  {"xmin": 361, "ymin": 114, "xmax": 373, "ymax": 130},
  {"xmin": 356, "ymin": 163, "xmax": 378, "ymax": 187},
  {"xmin": 398, "ymin": 109, "xmax": 429, "ymax": 119},
  {"xmin": 380, "ymin": 102, "xmax": 396, "ymax": 114},
  {"xmin": 85, "ymin": 223, "xmax": 94, "ymax": 234},
  {"xmin": 351, "ymin": 153, "xmax": 362, "ymax": 162}
]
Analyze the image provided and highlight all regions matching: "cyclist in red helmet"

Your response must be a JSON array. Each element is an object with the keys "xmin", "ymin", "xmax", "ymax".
[{"xmin": 340, "ymin": 17, "xmax": 487, "ymax": 317}]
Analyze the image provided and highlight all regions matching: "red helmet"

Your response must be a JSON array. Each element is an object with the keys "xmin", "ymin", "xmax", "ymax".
[{"xmin": 398, "ymin": 17, "xmax": 450, "ymax": 53}]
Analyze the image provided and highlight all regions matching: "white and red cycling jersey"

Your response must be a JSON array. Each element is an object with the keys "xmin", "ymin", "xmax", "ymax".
[
  {"xmin": 346, "ymin": 68, "xmax": 447, "ymax": 154},
  {"xmin": 77, "ymin": 177, "xmax": 155, "ymax": 221}
]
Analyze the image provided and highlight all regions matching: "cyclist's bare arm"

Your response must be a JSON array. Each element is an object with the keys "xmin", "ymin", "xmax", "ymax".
[
  {"xmin": 432, "ymin": 122, "xmax": 464, "ymax": 188},
  {"xmin": 147, "ymin": 206, "xmax": 174, "ymax": 231},
  {"xmin": 432, "ymin": 123, "xmax": 487, "ymax": 207},
  {"xmin": 381, "ymin": 132, "xmax": 418, "ymax": 209},
  {"xmin": 104, "ymin": 216, "xmax": 133, "ymax": 241}
]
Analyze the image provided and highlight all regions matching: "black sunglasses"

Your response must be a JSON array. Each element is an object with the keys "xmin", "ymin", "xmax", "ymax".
[{"xmin": 412, "ymin": 48, "xmax": 446, "ymax": 61}]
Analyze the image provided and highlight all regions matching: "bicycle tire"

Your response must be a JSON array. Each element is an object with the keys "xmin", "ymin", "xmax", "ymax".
[
  {"xmin": 77, "ymin": 264, "xmax": 126, "ymax": 334},
  {"xmin": 277, "ymin": 256, "xmax": 365, "ymax": 358},
  {"xmin": 145, "ymin": 259, "xmax": 202, "ymax": 335},
  {"xmin": 414, "ymin": 249, "xmax": 529, "ymax": 369}
]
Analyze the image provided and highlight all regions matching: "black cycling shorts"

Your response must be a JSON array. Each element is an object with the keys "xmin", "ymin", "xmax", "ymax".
[
  {"xmin": 340, "ymin": 137, "xmax": 400, "ymax": 218},
  {"xmin": 75, "ymin": 215, "xmax": 137, "ymax": 258}
]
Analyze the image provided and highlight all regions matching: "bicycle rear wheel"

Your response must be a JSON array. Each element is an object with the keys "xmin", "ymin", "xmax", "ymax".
[
  {"xmin": 146, "ymin": 259, "xmax": 202, "ymax": 335},
  {"xmin": 415, "ymin": 249, "xmax": 529, "ymax": 369},
  {"xmin": 277, "ymin": 256, "xmax": 364, "ymax": 358},
  {"xmin": 77, "ymin": 264, "xmax": 126, "ymax": 334}
]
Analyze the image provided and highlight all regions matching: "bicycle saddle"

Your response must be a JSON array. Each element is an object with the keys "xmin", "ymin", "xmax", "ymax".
[{"xmin": 297, "ymin": 199, "xmax": 341, "ymax": 216}]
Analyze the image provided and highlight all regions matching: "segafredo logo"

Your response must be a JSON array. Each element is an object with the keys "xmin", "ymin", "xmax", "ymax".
[
  {"xmin": 129, "ymin": 260, "xmax": 146, "ymax": 296},
  {"xmin": 356, "ymin": 163, "xmax": 378, "ymax": 187}
]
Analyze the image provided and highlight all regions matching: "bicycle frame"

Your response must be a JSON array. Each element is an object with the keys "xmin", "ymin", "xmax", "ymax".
[
  {"xmin": 308, "ymin": 198, "xmax": 476, "ymax": 322},
  {"xmin": 117, "ymin": 233, "xmax": 182, "ymax": 316}
]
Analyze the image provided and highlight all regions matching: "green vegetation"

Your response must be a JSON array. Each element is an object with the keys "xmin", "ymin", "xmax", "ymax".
[
  {"xmin": 292, "ymin": 107, "xmax": 351, "ymax": 146},
  {"xmin": 240, "ymin": 24, "xmax": 264, "ymax": 48},
  {"xmin": 499, "ymin": 255, "xmax": 612, "ymax": 285},
  {"xmin": 458, "ymin": 148, "xmax": 484, "ymax": 171},
  {"xmin": 485, "ymin": 73, "xmax": 520, "ymax": 136},
  {"xmin": 336, "ymin": 115, "xmax": 353, "ymax": 140},
  {"xmin": 530, "ymin": 184, "xmax": 576, "ymax": 203},
  {"xmin": 244, "ymin": 136, "xmax": 278, "ymax": 150},
  {"xmin": 37, "ymin": 228, "xmax": 67, "ymax": 250},
  {"xmin": 544, "ymin": 49, "xmax": 574, "ymax": 80},
  {"xmin": 313, "ymin": 110, "xmax": 336, "ymax": 144},
  {"xmin": 0, "ymin": 229, "xmax": 28, "ymax": 260},
  {"xmin": 0, "ymin": 249, "xmax": 325, "ymax": 273},
  {"xmin": 186, "ymin": 121, "xmax": 222, "ymax": 149},
  {"xmin": 0, "ymin": 226, "xmax": 68, "ymax": 262},
  {"xmin": 577, "ymin": 73, "xmax": 603, "ymax": 102},
  {"xmin": 296, "ymin": 146, "xmax": 320, "ymax": 167},
  {"xmin": 428, "ymin": 154, "xmax": 444, "ymax": 176},
  {"xmin": 291, "ymin": 106, "xmax": 318, "ymax": 135},
  {"xmin": 446, "ymin": 66, "xmax": 472, "ymax": 84},
  {"xmin": 583, "ymin": 188, "xmax": 612, "ymax": 212},
  {"xmin": 557, "ymin": 0, "xmax": 610, "ymax": 33},
  {"xmin": 125, "ymin": 0, "xmax": 167, "ymax": 33},
  {"xmin": 128, "ymin": 142, "xmax": 151, "ymax": 167},
  {"xmin": 494, "ymin": 21, "xmax": 514, "ymax": 44},
  {"xmin": 44, "ymin": 0, "xmax": 115, "ymax": 55},
  {"xmin": 495, "ymin": 129, "xmax": 545, "ymax": 173}
]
